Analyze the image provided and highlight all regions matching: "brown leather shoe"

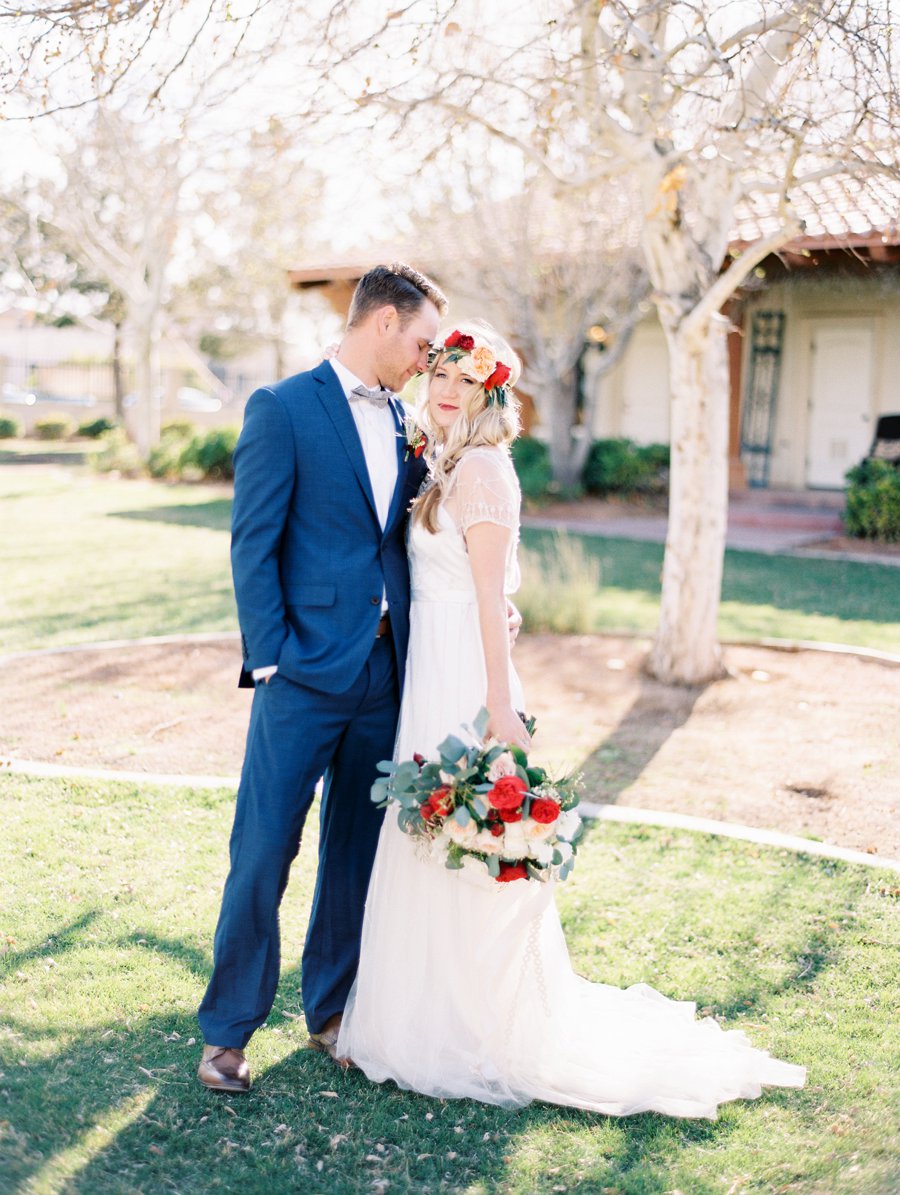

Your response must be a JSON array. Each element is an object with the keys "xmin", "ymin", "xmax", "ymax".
[
  {"xmin": 307, "ymin": 1015, "xmax": 355, "ymax": 1069},
  {"xmin": 197, "ymin": 1045, "xmax": 251, "ymax": 1092}
]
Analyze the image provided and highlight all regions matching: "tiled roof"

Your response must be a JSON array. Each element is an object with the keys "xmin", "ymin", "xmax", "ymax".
[{"xmin": 733, "ymin": 171, "xmax": 899, "ymax": 248}]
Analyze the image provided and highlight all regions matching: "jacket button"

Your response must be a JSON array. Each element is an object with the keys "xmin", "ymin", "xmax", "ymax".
[{"xmin": 370, "ymin": 595, "xmax": 380, "ymax": 605}]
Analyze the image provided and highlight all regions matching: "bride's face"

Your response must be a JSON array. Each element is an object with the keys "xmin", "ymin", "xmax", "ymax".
[{"xmin": 427, "ymin": 356, "xmax": 483, "ymax": 433}]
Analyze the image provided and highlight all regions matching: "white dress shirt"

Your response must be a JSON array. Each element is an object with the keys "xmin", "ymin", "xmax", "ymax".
[{"xmin": 252, "ymin": 358, "xmax": 398, "ymax": 682}]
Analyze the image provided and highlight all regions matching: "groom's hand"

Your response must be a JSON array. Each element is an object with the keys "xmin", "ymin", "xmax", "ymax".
[{"xmin": 506, "ymin": 600, "xmax": 522, "ymax": 647}]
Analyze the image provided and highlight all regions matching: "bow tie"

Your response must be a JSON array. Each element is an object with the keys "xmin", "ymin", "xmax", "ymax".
[{"xmin": 349, "ymin": 384, "xmax": 393, "ymax": 409}]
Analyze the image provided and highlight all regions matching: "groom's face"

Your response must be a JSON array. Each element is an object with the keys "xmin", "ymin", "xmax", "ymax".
[{"xmin": 376, "ymin": 300, "xmax": 441, "ymax": 393}]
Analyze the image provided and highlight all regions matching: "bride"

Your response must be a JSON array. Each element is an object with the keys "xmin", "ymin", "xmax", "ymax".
[{"xmin": 337, "ymin": 320, "xmax": 805, "ymax": 1117}]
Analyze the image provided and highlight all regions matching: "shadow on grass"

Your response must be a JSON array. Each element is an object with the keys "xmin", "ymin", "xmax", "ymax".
[
  {"xmin": 579, "ymin": 674, "xmax": 705, "ymax": 804},
  {"xmin": 109, "ymin": 499, "xmax": 233, "ymax": 532},
  {"xmin": 3, "ymin": 910, "xmax": 846, "ymax": 1195}
]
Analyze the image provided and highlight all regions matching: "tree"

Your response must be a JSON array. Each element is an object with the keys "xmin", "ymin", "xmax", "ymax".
[
  {"xmin": 15, "ymin": 107, "xmax": 187, "ymax": 453},
  {"xmin": 424, "ymin": 166, "xmax": 649, "ymax": 487},
  {"xmin": 318, "ymin": 0, "xmax": 899, "ymax": 684},
  {"xmin": 176, "ymin": 122, "xmax": 326, "ymax": 381}
]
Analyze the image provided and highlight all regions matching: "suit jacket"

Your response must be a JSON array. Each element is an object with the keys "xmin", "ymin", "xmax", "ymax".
[{"xmin": 231, "ymin": 361, "xmax": 427, "ymax": 693}]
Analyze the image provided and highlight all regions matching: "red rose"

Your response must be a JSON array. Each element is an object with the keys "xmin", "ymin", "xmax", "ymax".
[
  {"xmin": 499, "ymin": 808, "xmax": 522, "ymax": 823},
  {"xmin": 489, "ymin": 822, "xmax": 505, "ymax": 837},
  {"xmin": 426, "ymin": 786, "xmax": 453, "ymax": 818},
  {"xmin": 497, "ymin": 863, "xmax": 528, "ymax": 883},
  {"xmin": 530, "ymin": 798, "xmax": 561, "ymax": 824},
  {"xmin": 457, "ymin": 334, "xmax": 475, "ymax": 351},
  {"xmin": 443, "ymin": 330, "xmax": 462, "ymax": 348},
  {"xmin": 413, "ymin": 752, "xmax": 426, "ymax": 766},
  {"xmin": 484, "ymin": 362, "xmax": 511, "ymax": 391},
  {"xmin": 414, "ymin": 441, "xmax": 425, "ymax": 458},
  {"xmin": 487, "ymin": 775, "xmax": 527, "ymax": 812}
]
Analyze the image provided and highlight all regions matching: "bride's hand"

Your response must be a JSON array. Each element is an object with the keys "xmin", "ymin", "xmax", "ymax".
[{"xmin": 487, "ymin": 705, "xmax": 532, "ymax": 753}]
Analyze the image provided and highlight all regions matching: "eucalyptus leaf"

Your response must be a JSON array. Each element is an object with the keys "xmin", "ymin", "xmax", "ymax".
[
  {"xmin": 486, "ymin": 854, "xmax": 501, "ymax": 878},
  {"xmin": 376, "ymin": 760, "xmax": 397, "ymax": 774},
  {"xmin": 453, "ymin": 806, "xmax": 471, "ymax": 827},
  {"xmin": 473, "ymin": 706, "xmax": 490, "ymax": 738},
  {"xmin": 471, "ymin": 797, "xmax": 488, "ymax": 819},
  {"xmin": 437, "ymin": 733, "xmax": 468, "ymax": 761}
]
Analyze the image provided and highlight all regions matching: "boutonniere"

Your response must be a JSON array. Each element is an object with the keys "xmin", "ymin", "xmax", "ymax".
[{"xmin": 401, "ymin": 415, "xmax": 428, "ymax": 463}]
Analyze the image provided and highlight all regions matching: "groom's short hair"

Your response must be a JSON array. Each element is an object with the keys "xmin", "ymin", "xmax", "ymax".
[{"xmin": 347, "ymin": 262, "xmax": 447, "ymax": 328}]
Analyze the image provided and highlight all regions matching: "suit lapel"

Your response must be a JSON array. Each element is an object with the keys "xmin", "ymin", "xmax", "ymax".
[
  {"xmin": 311, "ymin": 361, "xmax": 379, "ymax": 522},
  {"xmin": 384, "ymin": 397, "xmax": 417, "ymax": 534}
]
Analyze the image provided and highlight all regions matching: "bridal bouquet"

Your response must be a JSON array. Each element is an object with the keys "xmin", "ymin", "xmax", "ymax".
[{"xmin": 372, "ymin": 710, "xmax": 583, "ymax": 884}]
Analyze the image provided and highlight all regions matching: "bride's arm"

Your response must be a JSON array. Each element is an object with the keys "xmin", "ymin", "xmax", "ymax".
[{"xmin": 467, "ymin": 522, "xmax": 531, "ymax": 752}]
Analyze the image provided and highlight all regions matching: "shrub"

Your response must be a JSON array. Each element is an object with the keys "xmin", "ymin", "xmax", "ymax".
[
  {"xmin": 582, "ymin": 438, "xmax": 669, "ymax": 495},
  {"xmin": 844, "ymin": 458, "xmax": 900, "ymax": 542},
  {"xmin": 0, "ymin": 416, "xmax": 21, "ymax": 439},
  {"xmin": 180, "ymin": 425, "xmax": 240, "ymax": 481},
  {"xmin": 516, "ymin": 532, "xmax": 602, "ymax": 634},
  {"xmin": 91, "ymin": 427, "xmax": 144, "ymax": 477},
  {"xmin": 34, "ymin": 415, "xmax": 75, "ymax": 441},
  {"xmin": 161, "ymin": 418, "xmax": 196, "ymax": 439},
  {"xmin": 77, "ymin": 416, "xmax": 117, "ymax": 439},
  {"xmin": 511, "ymin": 436, "xmax": 553, "ymax": 500}
]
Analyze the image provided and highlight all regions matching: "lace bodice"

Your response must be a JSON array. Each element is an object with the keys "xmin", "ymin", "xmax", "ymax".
[{"xmin": 409, "ymin": 446, "xmax": 521, "ymax": 600}]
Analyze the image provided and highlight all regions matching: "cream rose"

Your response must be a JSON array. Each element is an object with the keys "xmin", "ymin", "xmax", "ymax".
[
  {"xmin": 445, "ymin": 817, "xmax": 478, "ymax": 846},
  {"xmin": 487, "ymin": 751, "xmax": 517, "ymax": 782},
  {"xmin": 473, "ymin": 828, "xmax": 504, "ymax": 855},
  {"xmin": 556, "ymin": 810, "xmax": 582, "ymax": 841},
  {"xmin": 500, "ymin": 821, "xmax": 528, "ymax": 859},
  {"xmin": 524, "ymin": 817, "xmax": 557, "ymax": 842},
  {"xmin": 470, "ymin": 345, "xmax": 496, "ymax": 382}
]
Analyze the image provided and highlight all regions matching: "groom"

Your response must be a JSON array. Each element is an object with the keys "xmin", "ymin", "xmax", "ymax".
[{"xmin": 197, "ymin": 263, "xmax": 447, "ymax": 1092}]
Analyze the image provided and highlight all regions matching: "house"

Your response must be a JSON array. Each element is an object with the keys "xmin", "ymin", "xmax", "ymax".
[{"xmin": 288, "ymin": 175, "xmax": 900, "ymax": 492}]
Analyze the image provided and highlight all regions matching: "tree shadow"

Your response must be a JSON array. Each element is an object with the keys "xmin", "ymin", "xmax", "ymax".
[
  {"xmin": 4, "ymin": 901, "xmax": 850, "ymax": 1195},
  {"xmin": 579, "ymin": 674, "xmax": 706, "ymax": 804},
  {"xmin": 108, "ymin": 499, "xmax": 233, "ymax": 532}
]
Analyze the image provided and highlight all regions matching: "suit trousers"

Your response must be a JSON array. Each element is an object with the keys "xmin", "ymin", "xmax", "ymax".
[{"xmin": 198, "ymin": 634, "xmax": 399, "ymax": 1046}]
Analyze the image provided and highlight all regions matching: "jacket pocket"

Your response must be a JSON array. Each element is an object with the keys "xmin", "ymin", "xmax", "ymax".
[{"xmin": 284, "ymin": 584, "xmax": 336, "ymax": 607}]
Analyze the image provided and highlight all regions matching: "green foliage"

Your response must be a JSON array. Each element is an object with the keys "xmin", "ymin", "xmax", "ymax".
[
  {"xmin": 583, "ymin": 438, "xmax": 670, "ymax": 495},
  {"xmin": 34, "ymin": 414, "xmax": 75, "ymax": 441},
  {"xmin": 517, "ymin": 531, "xmax": 603, "ymax": 633},
  {"xmin": 91, "ymin": 426, "xmax": 145, "ymax": 477},
  {"xmin": 511, "ymin": 435, "xmax": 553, "ymax": 500},
  {"xmin": 2, "ymin": 772, "xmax": 897, "ymax": 1195},
  {"xmin": 148, "ymin": 424, "xmax": 239, "ymax": 481},
  {"xmin": 0, "ymin": 415, "xmax": 21, "ymax": 438},
  {"xmin": 844, "ymin": 458, "xmax": 900, "ymax": 543},
  {"xmin": 179, "ymin": 425, "xmax": 240, "ymax": 481},
  {"xmin": 76, "ymin": 416, "xmax": 117, "ymax": 439},
  {"xmin": 161, "ymin": 417, "xmax": 197, "ymax": 439}
]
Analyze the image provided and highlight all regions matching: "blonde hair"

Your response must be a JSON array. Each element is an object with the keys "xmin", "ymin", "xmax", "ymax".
[{"xmin": 413, "ymin": 319, "xmax": 522, "ymax": 533}]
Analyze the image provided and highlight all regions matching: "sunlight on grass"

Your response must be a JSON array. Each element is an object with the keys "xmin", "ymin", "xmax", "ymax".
[{"xmin": 2, "ymin": 774, "xmax": 897, "ymax": 1194}]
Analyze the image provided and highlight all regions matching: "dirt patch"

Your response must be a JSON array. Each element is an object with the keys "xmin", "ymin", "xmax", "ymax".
[{"xmin": 2, "ymin": 634, "xmax": 897, "ymax": 858}]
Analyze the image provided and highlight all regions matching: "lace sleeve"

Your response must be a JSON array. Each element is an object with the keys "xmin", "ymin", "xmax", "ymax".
[{"xmin": 446, "ymin": 448, "xmax": 521, "ymax": 536}]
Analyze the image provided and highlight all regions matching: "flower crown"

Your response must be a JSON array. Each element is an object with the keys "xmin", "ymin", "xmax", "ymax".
[{"xmin": 430, "ymin": 329, "xmax": 513, "ymax": 408}]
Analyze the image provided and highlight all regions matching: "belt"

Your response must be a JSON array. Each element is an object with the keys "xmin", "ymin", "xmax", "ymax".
[{"xmin": 376, "ymin": 613, "xmax": 392, "ymax": 639}]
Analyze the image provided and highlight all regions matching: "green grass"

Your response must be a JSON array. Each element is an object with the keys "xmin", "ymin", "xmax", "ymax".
[
  {"xmin": 519, "ymin": 529, "xmax": 900, "ymax": 652},
  {"xmin": 1, "ymin": 464, "xmax": 898, "ymax": 655},
  {"xmin": 1, "ymin": 773, "xmax": 897, "ymax": 1194}
]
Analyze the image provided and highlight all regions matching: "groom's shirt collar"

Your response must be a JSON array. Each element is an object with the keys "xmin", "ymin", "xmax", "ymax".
[{"xmin": 329, "ymin": 356, "xmax": 367, "ymax": 399}]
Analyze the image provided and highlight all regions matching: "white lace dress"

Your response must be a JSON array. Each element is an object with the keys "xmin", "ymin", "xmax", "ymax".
[{"xmin": 338, "ymin": 446, "xmax": 805, "ymax": 1116}]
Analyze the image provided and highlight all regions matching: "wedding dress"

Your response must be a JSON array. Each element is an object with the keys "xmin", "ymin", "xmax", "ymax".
[{"xmin": 338, "ymin": 446, "xmax": 805, "ymax": 1117}]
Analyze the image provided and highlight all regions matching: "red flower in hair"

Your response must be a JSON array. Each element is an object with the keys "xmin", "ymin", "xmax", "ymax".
[
  {"xmin": 457, "ymin": 334, "xmax": 475, "ymax": 351},
  {"xmin": 485, "ymin": 362, "xmax": 511, "ymax": 391},
  {"xmin": 443, "ymin": 330, "xmax": 462, "ymax": 348}
]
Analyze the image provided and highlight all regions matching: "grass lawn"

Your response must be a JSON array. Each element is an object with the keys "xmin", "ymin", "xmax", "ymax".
[
  {"xmin": 2, "ymin": 464, "xmax": 899, "ymax": 655},
  {"xmin": 1, "ymin": 773, "xmax": 897, "ymax": 1194}
]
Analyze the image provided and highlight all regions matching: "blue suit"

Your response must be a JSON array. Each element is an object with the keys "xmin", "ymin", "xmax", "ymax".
[{"xmin": 198, "ymin": 361, "xmax": 426, "ymax": 1046}]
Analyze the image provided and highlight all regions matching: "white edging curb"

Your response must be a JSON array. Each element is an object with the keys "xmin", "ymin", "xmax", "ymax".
[
  {"xmin": 581, "ymin": 801, "xmax": 900, "ymax": 873},
  {"xmin": 3, "ymin": 757, "xmax": 896, "ymax": 873}
]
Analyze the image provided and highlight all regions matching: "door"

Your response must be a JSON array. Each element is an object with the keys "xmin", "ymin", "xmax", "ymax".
[{"xmin": 806, "ymin": 321, "xmax": 875, "ymax": 488}]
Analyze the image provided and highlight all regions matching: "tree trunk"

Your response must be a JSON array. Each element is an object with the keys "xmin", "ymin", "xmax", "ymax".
[
  {"xmin": 647, "ymin": 314, "xmax": 730, "ymax": 685},
  {"xmin": 132, "ymin": 317, "xmax": 160, "ymax": 458},
  {"xmin": 543, "ymin": 367, "xmax": 583, "ymax": 490},
  {"xmin": 112, "ymin": 319, "xmax": 125, "ymax": 422}
]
